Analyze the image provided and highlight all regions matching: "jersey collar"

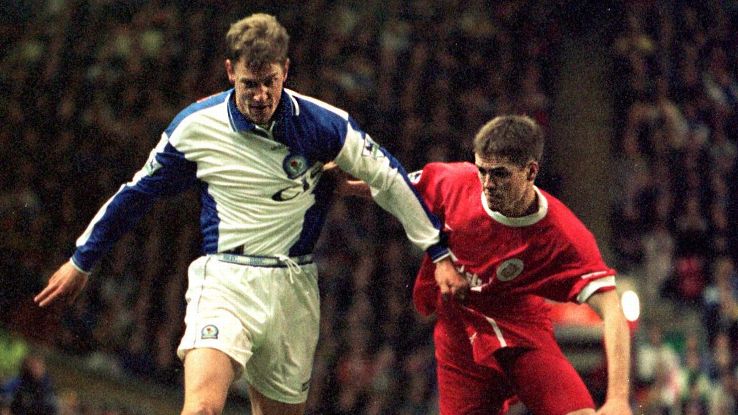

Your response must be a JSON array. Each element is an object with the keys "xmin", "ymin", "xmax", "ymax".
[
  {"xmin": 481, "ymin": 186, "xmax": 548, "ymax": 227},
  {"xmin": 226, "ymin": 89, "xmax": 298, "ymax": 133}
]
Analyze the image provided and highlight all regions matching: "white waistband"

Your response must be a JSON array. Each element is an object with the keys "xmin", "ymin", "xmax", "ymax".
[{"xmin": 213, "ymin": 253, "xmax": 314, "ymax": 268}]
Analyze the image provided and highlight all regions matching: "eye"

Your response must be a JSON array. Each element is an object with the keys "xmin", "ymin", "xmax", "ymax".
[
  {"xmin": 492, "ymin": 170, "xmax": 511, "ymax": 179},
  {"xmin": 478, "ymin": 167, "xmax": 510, "ymax": 179},
  {"xmin": 244, "ymin": 80, "xmax": 259, "ymax": 89}
]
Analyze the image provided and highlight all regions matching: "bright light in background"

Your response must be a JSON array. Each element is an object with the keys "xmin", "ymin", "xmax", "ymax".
[{"xmin": 621, "ymin": 290, "xmax": 640, "ymax": 322}]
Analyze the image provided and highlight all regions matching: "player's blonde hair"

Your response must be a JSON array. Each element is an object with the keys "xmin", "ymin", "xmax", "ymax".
[
  {"xmin": 473, "ymin": 115, "xmax": 544, "ymax": 166},
  {"xmin": 226, "ymin": 13, "xmax": 289, "ymax": 70}
]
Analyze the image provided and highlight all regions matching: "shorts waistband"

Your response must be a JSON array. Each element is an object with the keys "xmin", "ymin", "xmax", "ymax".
[{"xmin": 214, "ymin": 253, "xmax": 314, "ymax": 268}]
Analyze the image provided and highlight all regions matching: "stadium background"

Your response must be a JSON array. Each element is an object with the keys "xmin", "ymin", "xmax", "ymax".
[{"xmin": 1, "ymin": 1, "xmax": 737, "ymax": 414}]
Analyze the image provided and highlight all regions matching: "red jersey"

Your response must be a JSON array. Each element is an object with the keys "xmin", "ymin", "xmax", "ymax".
[{"xmin": 411, "ymin": 162, "xmax": 616, "ymax": 368}]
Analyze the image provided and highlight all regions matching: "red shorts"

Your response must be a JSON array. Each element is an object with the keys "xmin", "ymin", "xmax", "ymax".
[{"xmin": 437, "ymin": 346, "xmax": 594, "ymax": 415}]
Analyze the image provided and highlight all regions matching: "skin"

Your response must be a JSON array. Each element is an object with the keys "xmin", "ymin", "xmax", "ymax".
[
  {"xmin": 586, "ymin": 290, "xmax": 633, "ymax": 415},
  {"xmin": 474, "ymin": 153, "xmax": 538, "ymax": 218},
  {"xmin": 225, "ymin": 57, "xmax": 288, "ymax": 126}
]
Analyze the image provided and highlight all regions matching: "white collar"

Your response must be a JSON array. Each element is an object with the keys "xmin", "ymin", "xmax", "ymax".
[{"xmin": 481, "ymin": 186, "xmax": 548, "ymax": 227}]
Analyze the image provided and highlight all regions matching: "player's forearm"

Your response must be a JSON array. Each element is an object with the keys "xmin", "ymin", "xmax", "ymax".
[{"xmin": 602, "ymin": 305, "xmax": 631, "ymax": 402}]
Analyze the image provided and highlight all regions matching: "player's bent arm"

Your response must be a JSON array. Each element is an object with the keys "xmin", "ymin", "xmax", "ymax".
[
  {"xmin": 333, "ymin": 130, "xmax": 448, "ymax": 261},
  {"xmin": 328, "ymin": 170, "xmax": 468, "ymax": 300},
  {"xmin": 586, "ymin": 289, "xmax": 633, "ymax": 415}
]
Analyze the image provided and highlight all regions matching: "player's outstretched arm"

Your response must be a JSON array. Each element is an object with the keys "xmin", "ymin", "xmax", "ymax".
[
  {"xmin": 586, "ymin": 289, "xmax": 633, "ymax": 415},
  {"xmin": 34, "ymin": 261, "xmax": 89, "ymax": 307}
]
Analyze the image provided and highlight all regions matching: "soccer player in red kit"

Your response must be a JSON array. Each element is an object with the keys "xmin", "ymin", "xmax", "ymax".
[{"xmin": 341, "ymin": 115, "xmax": 632, "ymax": 415}]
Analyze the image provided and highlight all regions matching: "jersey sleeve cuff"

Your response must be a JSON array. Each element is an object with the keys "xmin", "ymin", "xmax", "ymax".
[
  {"xmin": 70, "ymin": 254, "xmax": 92, "ymax": 275},
  {"xmin": 428, "ymin": 245, "xmax": 451, "ymax": 263},
  {"xmin": 576, "ymin": 276, "xmax": 616, "ymax": 303}
]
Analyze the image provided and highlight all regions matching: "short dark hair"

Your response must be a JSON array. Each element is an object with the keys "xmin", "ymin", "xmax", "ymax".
[
  {"xmin": 473, "ymin": 115, "xmax": 544, "ymax": 166},
  {"xmin": 225, "ymin": 13, "xmax": 289, "ymax": 69}
]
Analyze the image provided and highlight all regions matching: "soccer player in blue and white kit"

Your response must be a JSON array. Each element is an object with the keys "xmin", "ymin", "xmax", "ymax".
[{"xmin": 34, "ymin": 13, "xmax": 468, "ymax": 415}]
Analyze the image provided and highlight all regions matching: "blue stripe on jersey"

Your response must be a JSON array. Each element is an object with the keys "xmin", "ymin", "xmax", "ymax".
[
  {"xmin": 281, "ymin": 94, "xmax": 348, "ymax": 162},
  {"xmin": 72, "ymin": 185, "xmax": 158, "ymax": 271},
  {"xmin": 73, "ymin": 142, "xmax": 198, "ymax": 271},
  {"xmin": 288, "ymin": 175, "xmax": 333, "ymax": 256},
  {"xmin": 199, "ymin": 181, "xmax": 219, "ymax": 254},
  {"xmin": 165, "ymin": 90, "xmax": 230, "ymax": 136},
  {"xmin": 226, "ymin": 90, "xmax": 254, "ymax": 132}
]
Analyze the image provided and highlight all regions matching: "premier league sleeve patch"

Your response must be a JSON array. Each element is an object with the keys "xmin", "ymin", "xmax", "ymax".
[
  {"xmin": 283, "ymin": 153, "xmax": 309, "ymax": 179},
  {"xmin": 201, "ymin": 324, "xmax": 219, "ymax": 340},
  {"xmin": 361, "ymin": 135, "xmax": 385, "ymax": 160}
]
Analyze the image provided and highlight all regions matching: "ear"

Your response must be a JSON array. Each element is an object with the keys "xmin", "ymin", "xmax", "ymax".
[
  {"xmin": 283, "ymin": 58, "xmax": 290, "ymax": 82},
  {"xmin": 225, "ymin": 59, "xmax": 236, "ymax": 84},
  {"xmin": 526, "ymin": 161, "xmax": 539, "ymax": 182}
]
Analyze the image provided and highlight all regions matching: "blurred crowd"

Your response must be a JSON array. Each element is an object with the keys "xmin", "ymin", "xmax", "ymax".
[
  {"xmin": 6, "ymin": 1, "xmax": 738, "ymax": 414},
  {"xmin": 1, "ymin": 1, "xmax": 559, "ymax": 414},
  {"xmin": 611, "ymin": 1, "xmax": 738, "ymax": 414}
]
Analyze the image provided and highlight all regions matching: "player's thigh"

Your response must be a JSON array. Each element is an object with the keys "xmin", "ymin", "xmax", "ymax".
[
  {"xmin": 248, "ymin": 384, "xmax": 306, "ymax": 415},
  {"xmin": 436, "ymin": 360, "xmax": 511, "ymax": 415},
  {"xmin": 243, "ymin": 263, "xmax": 320, "ymax": 404},
  {"xmin": 177, "ymin": 256, "xmax": 257, "ymax": 368},
  {"xmin": 497, "ymin": 347, "xmax": 594, "ymax": 415},
  {"xmin": 181, "ymin": 348, "xmax": 238, "ymax": 414}
]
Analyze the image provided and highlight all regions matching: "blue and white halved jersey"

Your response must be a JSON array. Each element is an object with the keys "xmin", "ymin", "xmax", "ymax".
[{"xmin": 71, "ymin": 88, "xmax": 448, "ymax": 272}]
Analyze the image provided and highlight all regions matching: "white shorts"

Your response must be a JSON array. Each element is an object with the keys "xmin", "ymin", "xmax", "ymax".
[{"xmin": 177, "ymin": 255, "xmax": 320, "ymax": 404}]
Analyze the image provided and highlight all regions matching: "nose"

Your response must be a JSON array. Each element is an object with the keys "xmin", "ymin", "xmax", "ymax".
[
  {"xmin": 252, "ymin": 84, "xmax": 269, "ymax": 102},
  {"xmin": 481, "ymin": 174, "xmax": 495, "ymax": 189}
]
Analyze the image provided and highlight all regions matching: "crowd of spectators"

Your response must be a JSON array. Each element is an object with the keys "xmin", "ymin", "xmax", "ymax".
[
  {"xmin": 1, "ymin": 1, "xmax": 560, "ymax": 414},
  {"xmin": 11, "ymin": 1, "xmax": 738, "ymax": 415},
  {"xmin": 611, "ymin": 1, "xmax": 738, "ymax": 414}
]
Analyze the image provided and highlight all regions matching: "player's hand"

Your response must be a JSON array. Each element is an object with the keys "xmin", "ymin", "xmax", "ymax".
[
  {"xmin": 595, "ymin": 398, "xmax": 632, "ymax": 415},
  {"xmin": 434, "ymin": 257, "xmax": 468, "ymax": 302},
  {"xmin": 34, "ymin": 261, "xmax": 89, "ymax": 307}
]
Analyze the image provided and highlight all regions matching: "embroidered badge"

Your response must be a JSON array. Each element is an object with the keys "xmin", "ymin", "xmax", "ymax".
[
  {"xmin": 361, "ymin": 135, "xmax": 385, "ymax": 160},
  {"xmin": 283, "ymin": 153, "xmax": 309, "ymax": 179},
  {"xmin": 201, "ymin": 324, "xmax": 219, "ymax": 340},
  {"xmin": 496, "ymin": 258, "xmax": 524, "ymax": 281}
]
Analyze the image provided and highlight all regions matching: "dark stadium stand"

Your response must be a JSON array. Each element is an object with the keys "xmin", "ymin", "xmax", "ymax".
[{"xmin": 2, "ymin": 1, "xmax": 737, "ymax": 414}]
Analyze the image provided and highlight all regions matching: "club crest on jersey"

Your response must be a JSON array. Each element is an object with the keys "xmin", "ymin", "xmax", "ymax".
[
  {"xmin": 201, "ymin": 324, "xmax": 219, "ymax": 340},
  {"xmin": 361, "ymin": 135, "xmax": 385, "ymax": 160},
  {"xmin": 283, "ymin": 153, "xmax": 309, "ymax": 179},
  {"xmin": 496, "ymin": 258, "xmax": 524, "ymax": 281}
]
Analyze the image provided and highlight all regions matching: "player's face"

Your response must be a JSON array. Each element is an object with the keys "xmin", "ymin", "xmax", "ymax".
[
  {"xmin": 475, "ymin": 154, "xmax": 538, "ymax": 217},
  {"xmin": 226, "ymin": 58, "xmax": 288, "ymax": 125}
]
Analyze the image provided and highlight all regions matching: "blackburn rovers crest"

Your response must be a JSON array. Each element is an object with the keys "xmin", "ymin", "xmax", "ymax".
[
  {"xmin": 201, "ymin": 324, "xmax": 219, "ymax": 340},
  {"xmin": 283, "ymin": 153, "xmax": 309, "ymax": 179}
]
